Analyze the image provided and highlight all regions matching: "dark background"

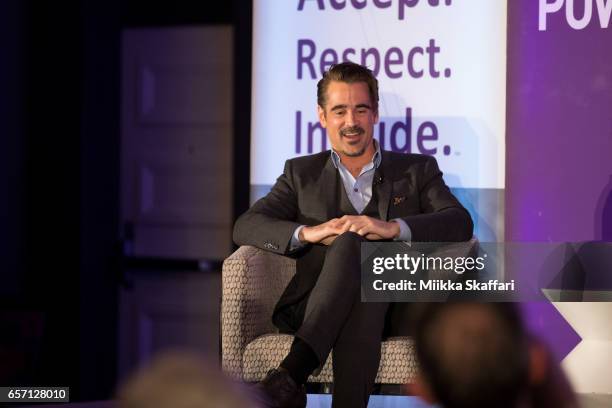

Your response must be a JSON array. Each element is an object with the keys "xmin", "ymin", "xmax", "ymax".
[{"xmin": 0, "ymin": 0, "xmax": 250, "ymax": 401}]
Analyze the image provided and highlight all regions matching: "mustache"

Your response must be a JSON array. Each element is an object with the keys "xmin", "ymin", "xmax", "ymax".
[{"xmin": 339, "ymin": 126, "xmax": 365, "ymax": 137}]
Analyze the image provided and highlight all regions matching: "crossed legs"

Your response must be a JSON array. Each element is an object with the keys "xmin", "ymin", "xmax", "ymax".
[{"xmin": 293, "ymin": 232, "xmax": 389, "ymax": 407}]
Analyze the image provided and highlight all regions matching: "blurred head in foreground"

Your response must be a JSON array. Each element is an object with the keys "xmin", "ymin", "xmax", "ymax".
[
  {"xmin": 412, "ymin": 303, "xmax": 578, "ymax": 408},
  {"xmin": 117, "ymin": 350, "xmax": 260, "ymax": 408}
]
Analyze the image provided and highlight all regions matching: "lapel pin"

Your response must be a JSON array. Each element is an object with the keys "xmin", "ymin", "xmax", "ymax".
[{"xmin": 393, "ymin": 196, "xmax": 406, "ymax": 205}]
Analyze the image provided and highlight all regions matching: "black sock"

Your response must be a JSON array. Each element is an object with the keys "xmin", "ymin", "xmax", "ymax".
[{"xmin": 279, "ymin": 337, "xmax": 320, "ymax": 385}]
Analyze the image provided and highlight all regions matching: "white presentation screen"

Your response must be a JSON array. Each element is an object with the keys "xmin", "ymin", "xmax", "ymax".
[{"xmin": 251, "ymin": 0, "xmax": 507, "ymax": 241}]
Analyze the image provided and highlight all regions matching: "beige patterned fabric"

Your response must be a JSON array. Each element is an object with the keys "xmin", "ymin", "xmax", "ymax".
[
  {"xmin": 242, "ymin": 334, "xmax": 417, "ymax": 384},
  {"xmin": 221, "ymin": 246, "xmax": 295, "ymax": 379},
  {"xmin": 221, "ymin": 245, "xmax": 420, "ymax": 384}
]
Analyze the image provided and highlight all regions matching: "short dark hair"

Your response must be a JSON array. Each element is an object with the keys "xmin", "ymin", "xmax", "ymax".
[
  {"xmin": 317, "ymin": 62, "xmax": 379, "ymax": 112},
  {"xmin": 414, "ymin": 303, "xmax": 530, "ymax": 408}
]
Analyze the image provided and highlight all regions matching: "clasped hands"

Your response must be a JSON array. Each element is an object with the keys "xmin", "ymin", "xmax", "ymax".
[{"xmin": 298, "ymin": 215, "xmax": 400, "ymax": 245}]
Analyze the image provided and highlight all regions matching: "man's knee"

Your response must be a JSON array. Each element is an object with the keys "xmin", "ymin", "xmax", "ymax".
[
  {"xmin": 329, "ymin": 231, "xmax": 365, "ymax": 252},
  {"xmin": 322, "ymin": 232, "xmax": 364, "ymax": 280}
]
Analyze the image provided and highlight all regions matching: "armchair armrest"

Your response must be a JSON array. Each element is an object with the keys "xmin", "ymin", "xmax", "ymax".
[{"xmin": 221, "ymin": 245, "xmax": 296, "ymax": 378}]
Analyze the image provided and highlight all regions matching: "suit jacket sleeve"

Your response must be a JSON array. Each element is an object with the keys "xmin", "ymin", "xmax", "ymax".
[
  {"xmin": 233, "ymin": 160, "xmax": 302, "ymax": 255},
  {"xmin": 400, "ymin": 156, "xmax": 473, "ymax": 242}
]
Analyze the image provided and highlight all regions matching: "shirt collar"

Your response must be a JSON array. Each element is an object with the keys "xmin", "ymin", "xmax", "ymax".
[{"xmin": 330, "ymin": 139, "xmax": 382, "ymax": 169}]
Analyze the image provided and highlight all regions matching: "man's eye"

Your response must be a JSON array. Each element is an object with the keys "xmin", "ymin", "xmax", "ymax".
[
  {"xmin": 335, "ymin": 111, "xmax": 345, "ymax": 116},
  {"xmin": 357, "ymin": 109, "xmax": 367, "ymax": 114}
]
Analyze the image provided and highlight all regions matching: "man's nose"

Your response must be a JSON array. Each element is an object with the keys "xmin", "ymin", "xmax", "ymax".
[{"xmin": 345, "ymin": 110, "xmax": 356, "ymax": 126}]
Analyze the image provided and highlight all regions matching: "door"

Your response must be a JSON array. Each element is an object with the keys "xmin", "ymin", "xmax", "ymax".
[{"xmin": 121, "ymin": 26, "xmax": 233, "ymax": 260}]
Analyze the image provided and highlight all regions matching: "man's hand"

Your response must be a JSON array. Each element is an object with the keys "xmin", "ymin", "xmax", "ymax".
[
  {"xmin": 299, "ymin": 216, "xmax": 400, "ymax": 245},
  {"xmin": 337, "ymin": 215, "xmax": 400, "ymax": 240},
  {"xmin": 299, "ymin": 218, "xmax": 345, "ymax": 245}
]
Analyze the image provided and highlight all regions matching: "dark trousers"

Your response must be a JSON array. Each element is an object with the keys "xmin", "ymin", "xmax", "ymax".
[{"xmin": 295, "ymin": 232, "xmax": 389, "ymax": 408}]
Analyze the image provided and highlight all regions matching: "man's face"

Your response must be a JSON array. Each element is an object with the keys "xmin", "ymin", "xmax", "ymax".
[{"xmin": 318, "ymin": 81, "xmax": 379, "ymax": 158}]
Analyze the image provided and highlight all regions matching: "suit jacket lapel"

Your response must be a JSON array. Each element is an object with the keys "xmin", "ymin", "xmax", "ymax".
[
  {"xmin": 321, "ymin": 155, "xmax": 339, "ymax": 219},
  {"xmin": 376, "ymin": 151, "xmax": 393, "ymax": 221}
]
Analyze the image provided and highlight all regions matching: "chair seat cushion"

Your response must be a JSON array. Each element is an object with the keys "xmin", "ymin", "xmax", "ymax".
[{"xmin": 242, "ymin": 334, "xmax": 417, "ymax": 384}]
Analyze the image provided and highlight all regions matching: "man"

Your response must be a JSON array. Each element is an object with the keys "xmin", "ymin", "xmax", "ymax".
[
  {"xmin": 411, "ymin": 302, "xmax": 579, "ymax": 408},
  {"xmin": 117, "ymin": 351, "xmax": 262, "ymax": 408},
  {"xmin": 412, "ymin": 303, "xmax": 530, "ymax": 408},
  {"xmin": 234, "ymin": 62, "xmax": 473, "ymax": 408}
]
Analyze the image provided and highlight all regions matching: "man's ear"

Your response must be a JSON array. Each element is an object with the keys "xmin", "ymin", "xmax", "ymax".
[
  {"xmin": 528, "ymin": 340, "xmax": 548, "ymax": 386},
  {"xmin": 409, "ymin": 373, "xmax": 437, "ymax": 405},
  {"xmin": 317, "ymin": 105, "xmax": 327, "ymax": 128}
]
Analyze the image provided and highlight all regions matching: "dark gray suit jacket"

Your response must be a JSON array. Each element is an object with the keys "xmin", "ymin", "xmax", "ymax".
[{"xmin": 233, "ymin": 150, "xmax": 473, "ymax": 330}]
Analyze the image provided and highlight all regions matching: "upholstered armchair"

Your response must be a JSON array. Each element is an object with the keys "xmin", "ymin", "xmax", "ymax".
[{"xmin": 221, "ymin": 239, "xmax": 478, "ymax": 387}]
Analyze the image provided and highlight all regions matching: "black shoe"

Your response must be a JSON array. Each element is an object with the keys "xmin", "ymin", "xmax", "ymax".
[{"xmin": 255, "ymin": 367, "xmax": 307, "ymax": 408}]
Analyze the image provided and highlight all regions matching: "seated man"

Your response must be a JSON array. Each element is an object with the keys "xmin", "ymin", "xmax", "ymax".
[{"xmin": 233, "ymin": 61, "xmax": 473, "ymax": 408}]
